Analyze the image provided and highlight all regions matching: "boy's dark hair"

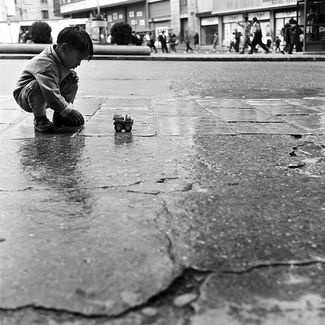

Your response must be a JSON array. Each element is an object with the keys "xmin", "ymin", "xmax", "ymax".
[{"xmin": 57, "ymin": 26, "xmax": 93, "ymax": 60}]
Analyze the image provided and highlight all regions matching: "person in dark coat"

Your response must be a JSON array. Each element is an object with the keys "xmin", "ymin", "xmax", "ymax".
[
  {"xmin": 159, "ymin": 31, "xmax": 168, "ymax": 53},
  {"xmin": 289, "ymin": 19, "xmax": 303, "ymax": 54},
  {"xmin": 281, "ymin": 22, "xmax": 291, "ymax": 53},
  {"xmin": 194, "ymin": 32, "xmax": 199, "ymax": 52},
  {"xmin": 282, "ymin": 18, "xmax": 302, "ymax": 54}
]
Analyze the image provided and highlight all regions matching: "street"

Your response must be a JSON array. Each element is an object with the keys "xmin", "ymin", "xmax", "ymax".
[{"xmin": 1, "ymin": 59, "xmax": 325, "ymax": 325}]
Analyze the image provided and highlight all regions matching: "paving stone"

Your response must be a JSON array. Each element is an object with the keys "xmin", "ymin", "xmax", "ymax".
[
  {"xmin": 253, "ymin": 104, "xmax": 321, "ymax": 116},
  {"xmin": 0, "ymin": 97, "xmax": 19, "ymax": 109},
  {"xmin": 156, "ymin": 117, "xmax": 234, "ymax": 135},
  {"xmin": 229, "ymin": 122, "xmax": 306, "ymax": 134},
  {"xmin": 74, "ymin": 97, "xmax": 103, "ymax": 116},
  {"xmin": 0, "ymin": 109, "xmax": 23, "ymax": 124},
  {"xmin": 245, "ymin": 99, "xmax": 286, "ymax": 106},
  {"xmin": 197, "ymin": 99, "xmax": 252, "ymax": 109},
  {"xmin": 280, "ymin": 115, "xmax": 325, "ymax": 132},
  {"xmin": 207, "ymin": 108, "xmax": 281, "ymax": 122}
]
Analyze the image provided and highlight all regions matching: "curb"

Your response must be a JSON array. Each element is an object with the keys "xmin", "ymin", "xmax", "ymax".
[
  {"xmin": 0, "ymin": 44, "xmax": 324, "ymax": 61},
  {"xmin": 1, "ymin": 53, "xmax": 325, "ymax": 61}
]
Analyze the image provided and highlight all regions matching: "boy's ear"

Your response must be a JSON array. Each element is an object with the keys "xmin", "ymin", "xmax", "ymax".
[{"xmin": 61, "ymin": 43, "xmax": 68, "ymax": 52}]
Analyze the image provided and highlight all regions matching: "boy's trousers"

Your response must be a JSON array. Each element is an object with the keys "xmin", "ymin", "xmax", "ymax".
[{"xmin": 14, "ymin": 72, "xmax": 78, "ymax": 117}]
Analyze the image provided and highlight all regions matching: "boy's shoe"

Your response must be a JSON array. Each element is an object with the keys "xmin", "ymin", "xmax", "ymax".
[{"xmin": 34, "ymin": 116, "xmax": 56, "ymax": 133}]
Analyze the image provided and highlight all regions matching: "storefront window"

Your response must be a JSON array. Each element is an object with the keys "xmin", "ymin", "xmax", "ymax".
[{"xmin": 305, "ymin": 0, "xmax": 325, "ymax": 42}]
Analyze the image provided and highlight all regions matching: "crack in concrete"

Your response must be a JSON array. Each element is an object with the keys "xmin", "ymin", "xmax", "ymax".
[
  {"xmin": 0, "ymin": 269, "xmax": 202, "ymax": 321},
  {"xmin": 192, "ymin": 257, "xmax": 325, "ymax": 275},
  {"xmin": 0, "ymin": 304, "xmax": 111, "ymax": 319},
  {"xmin": 165, "ymin": 232, "xmax": 177, "ymax": 264}
]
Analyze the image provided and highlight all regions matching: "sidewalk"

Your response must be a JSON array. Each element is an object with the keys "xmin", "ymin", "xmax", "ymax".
[{"xmin": 0, "ymin": 44, "xmax": 324, "ymax": 61}]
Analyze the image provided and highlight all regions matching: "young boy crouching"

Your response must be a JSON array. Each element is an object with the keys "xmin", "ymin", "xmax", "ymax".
[{"xmin": 13, "ymin": 26, "xmax": 93, "ymax": 132}]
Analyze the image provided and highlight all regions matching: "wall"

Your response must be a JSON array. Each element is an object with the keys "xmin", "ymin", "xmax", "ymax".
[
  {"xmin": 213, "ymin": 0, "xmax": 298, "ymax": 13},
  {"xmin": 170, "ymin": 0, "xmax": 181, "ymax": 36},
  {"xmin": 197, "ymin": 0, "xmax": 213, "ymax": 14}
]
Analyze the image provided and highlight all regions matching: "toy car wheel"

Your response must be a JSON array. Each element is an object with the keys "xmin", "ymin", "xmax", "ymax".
[
  {"xmin": 115, "ymin": 124, "xmax": 123, "ymax": 132},
  {"xmin": 125, "ymin": 124, "xmax": 132, "ymax": 132}
]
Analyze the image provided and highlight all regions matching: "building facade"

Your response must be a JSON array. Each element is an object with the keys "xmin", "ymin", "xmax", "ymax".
[
  {"xmin": 58, "ymin": 0, "xmax": 325, "ymax": 47},
  {"xmin": 0, "ymin": 0, "xmax": 324, "ymax": 52},
  {"xmin": 58, "ymin": 0, "xmax": 199, "ymax": 43}
]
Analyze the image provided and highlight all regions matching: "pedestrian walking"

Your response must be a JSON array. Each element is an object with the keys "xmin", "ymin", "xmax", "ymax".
[
  {"xmin": 296, "ymin": 32, "xmax": 304, "ymax": 52},
  {"xmin": 159, "ymin": 31, "xmax": 168, "ymax": 53},
  {"xmin": 169, "ymin": 34, "xmax": 178, "ymax": 53},
  {"xmin": 248, "ymin": 17, "xmax": 269, "ymax": 54},
  {"xmin": 146, "ymin": 32, "xmax": 157, "ymax": 53},
  {"xmin": 265, "ymin": 23, "xmax": 273, "ymax": 52},
  {"xmin": 212, "ymin": 31, "xmax": 219, "ymax": 52},
  {"xmin": 184, "ymin": 31, "xmax": 193, "ymax": 53},
  {"xmin": 281, "ymin": 22, "xmax": 291, "ymax": 54},
  {"xmin": 136, "ymin": 32, "xmax": 142, "ymax": 46},
  {"xmin": 194, "ymin": 32, "xmax": 200, "ymax": 52},
  {"xmin": 237, "ymin": 16, "xmax": 251, "ymax": 54},
  {"xmin": 131, "ymin": 31, "xmax": 137, "ymax": 45},
  {"xmin": 13, "ymin": 26, "xmax": 93, "ymax": 133},
  {"xmin": 228, "ymin": 32, "xmax": 236, "ymax": 53},
  {"xmin": 233, "ymin": 29, "xmax": 242, "ymax": 52},
  {"xmin": 145, "ymin": 32, "xmax": 151, "ymax": 47},
  {"xmin": 275, "ymin": 36, "xmax": 281, "ymax": 52}
]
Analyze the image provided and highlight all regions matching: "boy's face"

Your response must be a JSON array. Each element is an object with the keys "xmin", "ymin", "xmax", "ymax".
[{"xmin": 60, "ymin": 44, "xmax": 89, "ymax": 70}]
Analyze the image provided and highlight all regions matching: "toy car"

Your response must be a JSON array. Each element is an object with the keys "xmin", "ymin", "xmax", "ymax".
[{"xmin": 113, "ymin": 114, "xmax": 133, "ymax": 132}]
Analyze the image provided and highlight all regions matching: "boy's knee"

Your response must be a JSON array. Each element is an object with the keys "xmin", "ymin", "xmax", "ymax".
[
  {"xmin": 60, "ymin": 72, "xmax": 79, "ymax": 103},
  {"xmin": 15, "ymin": 80, "xmax": 44, "ymax": 113}
]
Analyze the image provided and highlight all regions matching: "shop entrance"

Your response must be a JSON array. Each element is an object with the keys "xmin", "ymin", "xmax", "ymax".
[
  {"xmin": 180, "ymin": 18, "xmax": 188, "ymax": 43},
  {"xmin": 201, "ymin": 25, "xmax": 218, "ymax": 46}
]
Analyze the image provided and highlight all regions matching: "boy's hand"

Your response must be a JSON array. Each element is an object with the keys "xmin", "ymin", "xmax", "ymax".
[
  {"xmin": 65, "ymin": 70, "xmax": 79, "ymax": 83},
  {"xmin": 66, "ymin": 109, "xmax": 84, "ymax": 126},
  {"xmin": 70, "ymin": 70, "xmax": 79, "ymax": 83}
]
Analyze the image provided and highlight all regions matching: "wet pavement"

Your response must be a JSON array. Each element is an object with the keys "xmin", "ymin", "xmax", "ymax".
[
  {"xmin": 2, "ymin": 96, "xmax": 325, "ymax": 138},
  {"xmin": 1, "ymin": 59, "xmax": 325, "ymax": 325}
]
